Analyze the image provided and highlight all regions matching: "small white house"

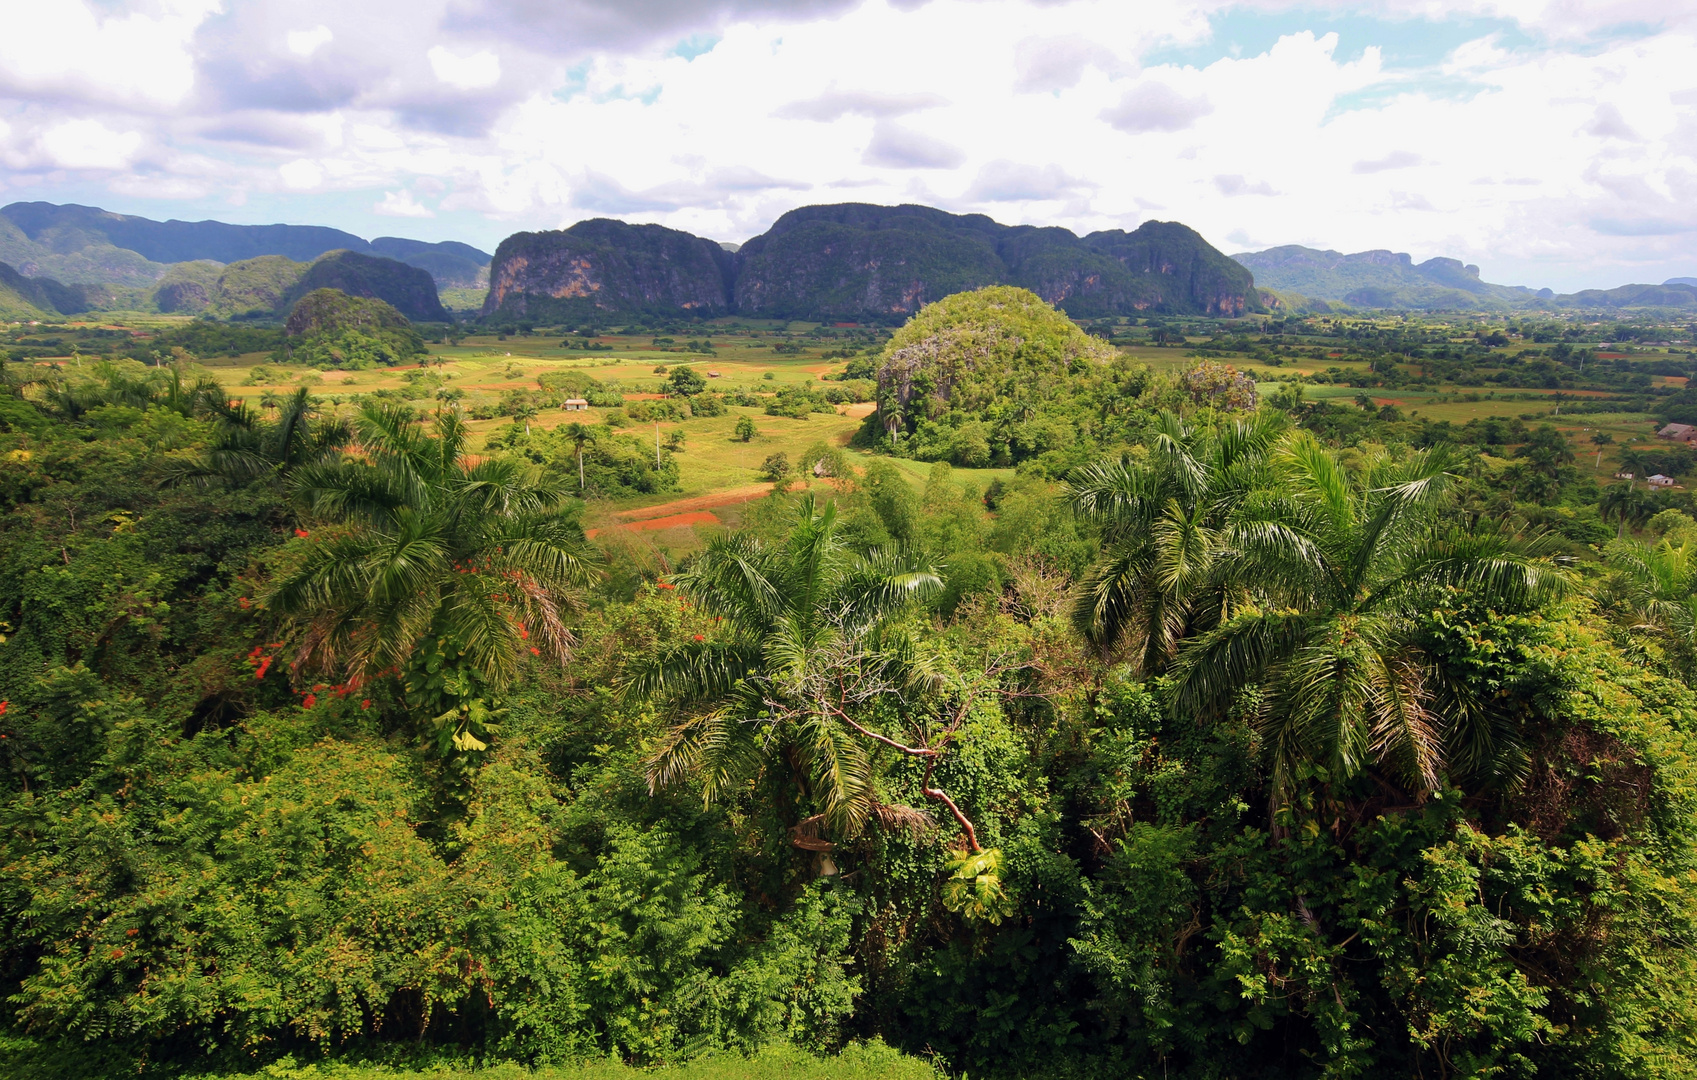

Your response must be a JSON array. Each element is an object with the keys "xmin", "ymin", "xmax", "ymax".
[
  {"xmin": 1616, "ymin": 472, "xmax": 1635, "ymax": 480},
  {"xmin": 1649, "ymin": 474, "xmax": 1675, "ymax": 488},
  {"xmin": 562, "ymin": 398, "xmax": 589, "ymax": 411}
]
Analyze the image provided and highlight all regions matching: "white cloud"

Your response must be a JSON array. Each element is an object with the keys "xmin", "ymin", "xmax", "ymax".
[
  {"xmin": 40, "ymin": 120, "xmax": 144, "ymax": 170},
  {"xmin": 428, "ymin": 46, "xmax": 502, "ymax": 90},
  {"xmin": 1215, "ymin": 174, "xmax": 1277, "ymax": 197},
  {"xmin": 0, "ymin": 0, "xmax": 1693, "ymax": 290},
  {"xmin": 775, "ymin": 89, "xmax": 947, "ymax": 121},
  {"xmin": 286, "ymin": 25, "xmax": 334, "ymax": 57},
  {"xmin": 968, "ymin": 161, "xmax": 1093, "ymax": 201},
  {"xmin": 1354, "ymin": 151, "xmax": 1422, "ymax": 174},
  {"xmin": 376, "ymin": 188, "xmax": 435, "ymax": 216},
  {"xmin": 279, "ymin": 158, "xmax": 326, "ymax": 190},
  {"xmin": 863, "ymin": 121, "xmax": 966, "ymax": 170},
  {"xmin": 1101, "ymin": 81, "xmax": 1214, "ymax": 133},
  {"xmin": 0, "ymin": 0, "xmax": 216, "ymax": 109}
]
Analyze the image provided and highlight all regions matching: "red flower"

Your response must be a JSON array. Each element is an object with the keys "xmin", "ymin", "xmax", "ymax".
[
  {"xmin": 361, "ymin": 699, "xmax": 372, "ymax": 710},
  {"xmin": 528, "ymin": 646, "xmax": 541, "ymax": 656},
  {"xmin": 693, "ymin": 634, "xmax": 705, "ymax": 641},
  {"xmin": 294, "ymin": 528, "xmax": 310, "ymax": 539},
  {"xmin": 238, "ymin": 596, "xmax": 251, "ymax": 609},
  {"xmin": 0, "ymin": 701, "xmax": 9, "ymax": 717},
  {"xmin": 655, "ymin": 581, "xmax": 675, "ymax": 590},
  {"xmin": 254, "ymin": 657, "xmax": 272, "ymax": 680},
  {"xmin": 301, "ymin": 693, "xmax": 317, "ymax": 708}
]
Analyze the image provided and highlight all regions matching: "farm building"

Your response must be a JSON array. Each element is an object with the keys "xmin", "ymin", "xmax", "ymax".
[
  {"xmin": 562, "ymin": 398, "xmax": 589, "ymax": 411},
  {"xmin": 1650, "ymin": 474, "xmax": 1676, "ymax": 487},
  {"xmin": 1658, "ymin": 423, "xmax": 1697, "ymax": 443}
]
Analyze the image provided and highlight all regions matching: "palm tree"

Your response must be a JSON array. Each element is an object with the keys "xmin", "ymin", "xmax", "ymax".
[
  {"xmin": 160, "ymin": 387, "xmax": 349, "ymax": 489},
  {"xmin": 1600, "ymin": 482, "xmax": 1657, "ymax": 536},
  {"xmin": 512, "ymin": 401, "xmax": 538, "ymax": 433},
  {"xmin": 561, "ymin": 421, "xmax": 598, "ymax": 491},
  {"xmin": 1170, "ymin": 433, "xmax": 1567, "ymax": 804},
  {"xmin": 1066, "ymin": 409, "xmax": 1285, "ymax": 672},
  {"xmin": 265, "ymin": 403, "xmax": 598, "ymax": 753},
  {"xmin": 1604, "ymin": 536, "xmax": 1697, "ymax": 674},
  {"xmin": 44, "ymin": 361, "xmax": 226, "ymax": 422},
  {"xmin": 628, "ymin": 495, "xmax": 953, "ymax": 845}
]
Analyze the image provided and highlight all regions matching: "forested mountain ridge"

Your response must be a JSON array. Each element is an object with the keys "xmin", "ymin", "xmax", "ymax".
[
  {"xmin": 482, "ymin": 219, "xmax": 736, "ymax": 321},
  {"xmin": 483, "ymin": 202, "xmax": 1261, "ymax": 323},
  {"xmin": 1237, "ymin": 242, "xmax": 1697, "ymax": 311},
  {"xmin": 1233, "ymin": 244, "xmax": 1550, "ymax": 309},
  {"xmin": 0, "ymin": 202, "xmax": 491, "ymax": 291},
  {"xmin": 2, "ymin": 248, "xmax": 448, "ymax": 322}
]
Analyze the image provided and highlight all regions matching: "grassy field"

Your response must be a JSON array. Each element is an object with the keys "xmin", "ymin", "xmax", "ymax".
[
  {"xmin": 0, "ymin": 1040, "xmax": 938, "ymax": 1080},
  {"xmin": 37, "ymin": 317, "xmax": 1684, "ymax": 521}
]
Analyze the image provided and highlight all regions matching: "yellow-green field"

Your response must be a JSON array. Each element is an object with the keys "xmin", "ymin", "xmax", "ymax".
[{"xmin": 197, "ymin": 330, "xmax": 1026, "ymax": 550}]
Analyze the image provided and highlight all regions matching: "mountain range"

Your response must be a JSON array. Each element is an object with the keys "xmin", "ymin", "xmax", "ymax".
[
  {"xmin": 0, "ymin": 202, "xmax": 490, "ymax": 295},
  {"xmin": 0, "ymin": 248, "xmax": 448, "ymax": 323},
  {"xmin": 1235, "ymin": 245, "xmax": 1697, "ymax": 312},
  {"xmin": 484, "ymin": 203, "xmax": 1259, "ymax": 324},
  {"xmin": 4, "ymin": 198, "xmax": 1696, "ymax": 326}
]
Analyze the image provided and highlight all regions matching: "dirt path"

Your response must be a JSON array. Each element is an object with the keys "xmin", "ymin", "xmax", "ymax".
[{"xmin": 612, "ymin": 483, "xmax": 777, "ymax": 522}]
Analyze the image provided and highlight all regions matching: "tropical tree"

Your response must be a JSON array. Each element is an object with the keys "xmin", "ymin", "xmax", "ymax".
[
  {"xmin": 561, "ymin": 421, "xmax": 598, "ymax": 491},
  {"xmin": 1604, "ymin": 535, "xmax": 1697, "ymax": 676},
  {"xmin": 265, "ymin": 403, "xmax": 598, "ymax": 754},
  {"xmin": 734, "ymin": 415, "xmax": 757, "ymax": 442},
  {"xmin": 627, "ymin": 496, "xmax": 979, "ymax": 851},
  {"xmin": 159, "ymin": 387, "xmax": 349, "ymax": 489},
  {"xmin": 1600, "ymin": 482, "xmax": 1658, "ymax": 536},
  {"xmin": 1066, "ymin": 409, "xmax": 1285, "ymax": 672},
  {"xmin": 1169, "ymin": 433, "xmax": 1567, "ymax": 804}
]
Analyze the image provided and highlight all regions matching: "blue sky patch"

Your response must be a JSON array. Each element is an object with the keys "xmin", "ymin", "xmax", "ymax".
[
  {"xmin": 553, "ymin": 62, "xmax": 591, "ymax": 102},
  {"xmin": 670, "ymin": 34, "xmax": 720, "ymax": 61},
  {"xmin": 1142, "ymin": 9, "xmax": 1538, "ymax": 71}
]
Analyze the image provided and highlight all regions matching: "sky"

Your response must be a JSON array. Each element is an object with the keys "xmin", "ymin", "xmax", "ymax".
[{"xmin": 1, "ymin": 0, "xmax": 1695, "ymax": 292}]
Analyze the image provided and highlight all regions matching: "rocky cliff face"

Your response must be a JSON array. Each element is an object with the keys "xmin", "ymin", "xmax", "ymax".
[
  {"xmin": 482, "ymin": 203, "xmax": 1260, "ymax": 324},
  {"xmin": 483, "ymin": 220, "xmax": 733, "ymax": 322}
]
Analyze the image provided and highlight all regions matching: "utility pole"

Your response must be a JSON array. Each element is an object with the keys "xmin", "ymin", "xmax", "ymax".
[{"xmin": 655, "ymin": 420, "xmax": 661, "ymax": 469}]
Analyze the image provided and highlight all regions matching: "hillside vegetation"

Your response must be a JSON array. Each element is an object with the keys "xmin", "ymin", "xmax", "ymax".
[
  {"xmin": 484, "ymin": 203, "xmax": 1261, "ymax": 325},
  {"xmin": 8, "ymin": 293, "xmax": 1697, "ymax": 1080},
  {"xmin": 866, "ymin": 285, "xmax": 1137, "ymax": 470},
  {"xmin": 0, "ymin": 201, "xmax": 490, "ymax": 292}
]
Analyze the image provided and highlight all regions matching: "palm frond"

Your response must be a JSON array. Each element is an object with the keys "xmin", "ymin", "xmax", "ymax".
[{"xmin": 620, "ymin": 640, "xmax": 764, "ymax": 705}]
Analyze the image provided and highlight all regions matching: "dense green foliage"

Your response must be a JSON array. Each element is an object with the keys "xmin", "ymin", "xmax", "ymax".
[
  {"xmin": 481, "ymin": 202, "xmax": 1258, "ymax": 326},
  {"xmin": 277, "ymin": 290, "xmax": 427, "ymax": 369},
  {"xmin": 734, "ymin": 204, "xmax": 1260, "ymax": 322},
  {"xmin": 864, "ymin": 286, "xmax": 1143, "ymax": 471},
  {"xmin": 282, "ymin": 252, "xmax": 450, "ymax": 324},
  {"xmin": 483, "ymin": 221, "xmax": 734, "ymax": 323},
  {"xmin": 8, "ymin": 298, "xmax": 1697, "ymax": 1080}
]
